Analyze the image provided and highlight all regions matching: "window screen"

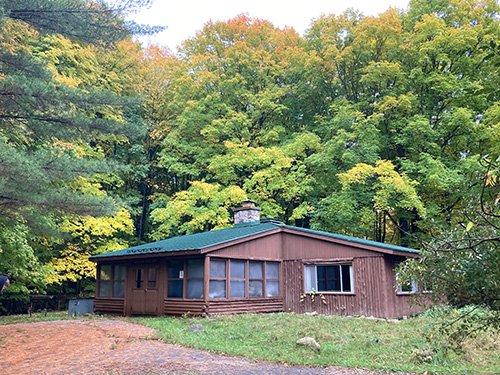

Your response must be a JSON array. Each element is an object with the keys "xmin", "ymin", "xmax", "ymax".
[
  {"xmin": 99, "ymin": 265, "xmax": 111, "ymax": 297},
  {"xmin": 167, "ymin": 261, "xmax": 184, "ymax": 298},
  {"xmin": 230, "ymin": 260, "xmax": 246, "ymax": 298},
  {"xmin": 186, "ymin": 260, "xmax": 204, "ymax": 299},
  {"xmin": 265, "ymin": 262, "xmax": 280, "ymax": 297},
  {"xmin": 113, "ymin": 265, "xmax": 125, "ymax": 297},
  {"xmin": 209, "ymin": 259, "xmax": 226, "ymax": 298}
]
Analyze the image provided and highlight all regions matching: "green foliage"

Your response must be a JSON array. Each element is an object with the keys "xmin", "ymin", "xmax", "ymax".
[
  {"xmin": 420, "ymin": 305, "xmax": 499, "ymax": 355},
  {"xmin": 0, "ymin": 0, "xmax": 152, "ymax": 307},
  {"xmin": 0, "ymin": 223, "xmax": 47, "ymax": 313},
  {"xmin": 151, "ymin": 182, "xmax": 247, "ymax": 239},
  {"xmin": 0, "ymin": 224, "xmax": 46, "ymax": 292},
  {"xmin": 314, "ymin": 160, "xmax": 426, "ymax": 243},
  {"xmin": 1, "ymin": 0, "xmax": 499, "ymax": 322}
]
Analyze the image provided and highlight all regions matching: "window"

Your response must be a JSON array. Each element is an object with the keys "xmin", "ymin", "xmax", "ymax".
[
  {"xmin": 249, "ymin": 261, "xmax": 263, "ymax": 297},
  {"xmin": 186, "ymin": 259, "xmax": 204, "ymax": 299},
  {"xmin": 394, "ymin": 261, "xmax": 419, "ymax": 294},
  {"xmin": 147, "ymin": 268, "xmax": 157, "ymax": 288},
  {"xmin": 135, "ymin": 268, "xmax": 143, "ymax": 288},
  {"xmin": 167, "ymin": 261, "xmax": 184, "ymax": 298},
  {"xmin": 397, "ymin": 281, "xmax": 418, "ymax": 293},
  {"xmin": 99, "ymin": 265, "xmax": 112, "ymax": 297},
  {"xmin": 99, "ymin": 264, "xmax": 125, "ymax": 298},
  {"xmin": 209, "ymin": 258, "xmax": 280, "ymax": 299},
  {"xmin": 230, "ymin": 260, "xmax": 246, "ymax": 298},
  {"xmin": 167, "ymin": 259, "xmax": 205, "ymax": 299},
  {"xmin": 209, "ymin": 259, "xmax": 226, "ymax": 298},
  {"xmin": 265, "ymin": 262, "xmax": 280, "ymax": 297},
  {"xmin": 304, "ymin": 264, "xmax": 353, "ymax": 293}
]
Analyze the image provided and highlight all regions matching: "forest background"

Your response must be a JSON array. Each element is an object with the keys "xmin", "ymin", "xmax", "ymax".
[{"xmin": 0, "ymin": 0, "xmax": 498, "ymax": 317}]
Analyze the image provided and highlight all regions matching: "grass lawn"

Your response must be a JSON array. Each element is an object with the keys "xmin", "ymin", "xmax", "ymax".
[
  {"xmin": 133, "ymin": 312, "xmax": 500, "ymax": 374},
  {"xmin": 0, "ymin": 311, "xmax": 71, "ymax": 325}
]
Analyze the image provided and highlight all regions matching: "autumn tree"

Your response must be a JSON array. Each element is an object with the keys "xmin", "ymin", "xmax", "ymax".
[
  {"xmin": 148, "ymin": 15, "xmax": 318, "ymax": 237},
  {"xmin": 0, "ymin": 0, "xmax": 159, "ymax": 306},
  {"xmin": 305, "ymin": 0, "xmax": 499, "ymax": 246}
]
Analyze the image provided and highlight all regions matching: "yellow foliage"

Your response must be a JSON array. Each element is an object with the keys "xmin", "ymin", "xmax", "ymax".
[
  {"xmin": 47, "ymin": 209, "xmax": 134, "ymax": 284},
  {"xmin": 69, "ymin": 177, "xmax": 106, "ymax": 197},
  {"xmin": 46, "ymin": 245, "xmax": 95, "ymax": 285},
  {"xmin": 60, "ymin": 208, "xmax": 134, "ymax": 245},
  {"xmin": 339, "ymin": 160, "xmax": 426, "ymax": 217}
]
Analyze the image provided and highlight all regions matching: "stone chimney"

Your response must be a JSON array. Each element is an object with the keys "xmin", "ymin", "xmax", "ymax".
[{"xmin": 233, "ymin": 200, "xmax": 261, "ymax": 225}]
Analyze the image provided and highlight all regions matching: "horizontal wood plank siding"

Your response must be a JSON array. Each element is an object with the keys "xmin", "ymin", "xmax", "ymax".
[
  {"xmin": 207, "ymin": 298, "xmax": 283, "ymax": 315},
  {"xmin": 282, "ymin": 233, "xmax": 376, "ymax": 260},
  {"xmin": 283, "ymin": 257, "xmax": 389, "ymax": 317},
  {"xmin": 164, "ymin": 299, "xmax": 206, "ymax": 315},
  {"xmin": 94, "ymin": 298, "xmax": 124, "ymax": 314}
]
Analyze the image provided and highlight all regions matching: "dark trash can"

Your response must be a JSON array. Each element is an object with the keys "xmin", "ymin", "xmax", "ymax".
[{"xmin": 68, "ymin": 298, "xmax": 94, "ymax": 316}]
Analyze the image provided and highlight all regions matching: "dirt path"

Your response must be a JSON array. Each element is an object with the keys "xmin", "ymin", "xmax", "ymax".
[{"xmin": 0, "ymin": 319, "xmax": 400, "ymax": 375}]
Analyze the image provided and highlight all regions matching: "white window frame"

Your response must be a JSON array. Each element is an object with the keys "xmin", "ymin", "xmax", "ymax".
[
  {"xmin": 396, "ymin": 280, "xmax": 418, "ymax": 294},
  {"xmin": 304, "ymin": 263, "xmax": 354, "ymax": 294},
  {"xmin": 394, "ymin": 260, "xmax": 420, "ymax": 294}
]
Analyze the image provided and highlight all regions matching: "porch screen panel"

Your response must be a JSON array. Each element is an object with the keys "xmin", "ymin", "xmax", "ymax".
[
  {"xmin": 229, "ymin": 260, "xmax": 246, "ymax": 298},
  {"xmin": 167, "ymin": 261, "xmax": 183, "ymax": 298},
  {"xmin": 113, "ymin": 265, "xmax": 125, "ymax": 297},
  {"xmin": 99, "ymin": 265, "xmax": 111, "ymax": 297},
  {"xmin": 265, "ymin": 262, "xmax": 280, "ymax": 297},
  {"xmin": 249, "ymin": 261, "xmax": 263, "ymax": 297},
  {"xmin": 209, "ymin": 259, "xmax": 226, "ymax": 298},
  {"xmin": 186, "ymin": 260, "xmax": 204, "ymax": 299}
]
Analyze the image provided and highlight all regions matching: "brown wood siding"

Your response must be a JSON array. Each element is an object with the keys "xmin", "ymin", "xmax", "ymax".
[
  {"xmin": 383, "ymin": 257, "xmax": 428, "ymax": 318},
  {"xmin": 94, "ymin": 298, "xmax": 124, "ymax": 314},
  {"xmin": 164, "ymin": 299, "xmax": 207, "ymax": 315},
  {"xmin": 207, "ymin": 298, "xmax": 283, "ymax": 315},
  {"xmin": 209, "ymin": 234, "xmax": 282, "ymax": 259},
  {"xmin": 282, "ymin": 233, "xmax": 377, "ymax": 260},
  {"xmin": 283, "ymin": 257, "xmax": 389, "ymax": 318}
]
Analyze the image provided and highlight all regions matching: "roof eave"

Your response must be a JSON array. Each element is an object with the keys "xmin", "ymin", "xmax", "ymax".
[{"xmin": 90, "ymin": 249, "xmax": 202, "ymax": 262}]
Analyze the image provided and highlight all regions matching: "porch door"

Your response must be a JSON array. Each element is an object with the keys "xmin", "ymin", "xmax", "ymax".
[{"xmin": 130, "ymin": 265, "xmax": 160, "ymax": 315}]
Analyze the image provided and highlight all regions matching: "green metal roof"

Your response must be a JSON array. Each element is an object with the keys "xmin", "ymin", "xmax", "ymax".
[
  {"xmin": 91, "ymin": 221, "xmax": 419, "ymax": 260},
  {"xmin": 91, "ymin": 222, "xmax": 279, "ymax": 259}
]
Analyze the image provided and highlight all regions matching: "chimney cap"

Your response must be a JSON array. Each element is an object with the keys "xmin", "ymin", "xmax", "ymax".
[{"xmin": 240, "ymin": 199, "xmax": 256, "ymax": 207}]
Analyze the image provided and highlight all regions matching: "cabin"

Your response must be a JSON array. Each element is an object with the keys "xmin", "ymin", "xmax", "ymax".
[{"xmin": 90, "ymin": 201, "xmax": 426, "ymax": 318}]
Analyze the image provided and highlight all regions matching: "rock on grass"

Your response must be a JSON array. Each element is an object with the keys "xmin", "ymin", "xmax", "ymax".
[{"xmin": 296, "ymin": 337, "xmax": 320, "ymax": 351}]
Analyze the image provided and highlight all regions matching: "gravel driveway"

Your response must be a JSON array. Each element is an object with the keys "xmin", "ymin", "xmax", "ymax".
[{"xmin": 0, "ymin": 319, "xmax": 402, "ymax": 374}]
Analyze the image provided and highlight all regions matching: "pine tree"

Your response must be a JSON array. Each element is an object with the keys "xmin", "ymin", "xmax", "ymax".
[{"xmin": 0, "ymin": 0, "xmax": 158, "ymax": 221}]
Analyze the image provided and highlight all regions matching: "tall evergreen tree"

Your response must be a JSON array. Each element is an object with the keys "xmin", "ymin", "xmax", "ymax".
[{"xmin": 0, "ymin": 0, "xmax": 159, "ymax": 305}]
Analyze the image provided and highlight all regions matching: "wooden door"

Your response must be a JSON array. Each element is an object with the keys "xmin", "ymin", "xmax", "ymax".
[{"xmin": 130, "ymin": 265, "xmax": 160, "ymax": 315}]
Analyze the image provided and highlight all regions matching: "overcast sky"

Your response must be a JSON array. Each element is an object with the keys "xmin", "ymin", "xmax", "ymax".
[{"xmin": 132, "ymin": 0, "xmax": 410, "ymax": 52}]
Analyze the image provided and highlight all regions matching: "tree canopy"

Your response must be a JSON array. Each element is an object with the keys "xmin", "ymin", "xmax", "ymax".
[{"xmin": 0, "ymin": 0, "xmax": 498, "ymax": 322}]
